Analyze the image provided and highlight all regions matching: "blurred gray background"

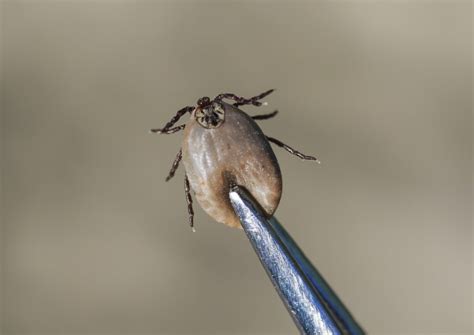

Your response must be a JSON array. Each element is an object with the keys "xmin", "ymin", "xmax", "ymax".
[{"xmin": 1, "ymin": 1, "xmax": 472, "ymax": 334}]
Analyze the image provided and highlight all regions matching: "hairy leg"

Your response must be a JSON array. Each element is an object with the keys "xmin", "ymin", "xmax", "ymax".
[
  {"xmin": 215, "ymin": 89, "xmax": 274, "ymax": 107},
  {"xmin": 266, "ymin": 136, "xmax": 319, "ymax": 162},
  {"xmin": 252, "ymin": 110, "xmax": 278, "ymax": 120},
  {"xmin": 159, "ymin": 106, "xmax": 194, "ymax": 132},
  {"xmin": 150, "ymin": 124, "xmax": 185, "ymax": 134},
  {"xmin": 165, "ymin": 149, "xmax": 182, "ymax": 181},
  {"xmin": 184, "ymin": 174, "xmax": 195, "ymax": 230}
]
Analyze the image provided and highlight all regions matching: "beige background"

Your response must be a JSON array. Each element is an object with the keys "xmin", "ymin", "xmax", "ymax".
[{"xmin": 1, "ymin": 1, "xmax": 472, "ymax": 334}]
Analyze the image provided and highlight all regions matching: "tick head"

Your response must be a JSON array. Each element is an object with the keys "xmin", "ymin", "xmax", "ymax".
[
  {"xmin": 197, "ymin": 96, "xmax": 211, "ymax": 108},
  {"xmin": 195, "ymin": 97, "xmax": 225, "ymax": 129}
]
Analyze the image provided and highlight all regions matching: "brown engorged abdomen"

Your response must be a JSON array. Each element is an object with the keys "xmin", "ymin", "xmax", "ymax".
[{"xmin": 182, "ymin": 103, "xmax": 282, "ymax": 228}]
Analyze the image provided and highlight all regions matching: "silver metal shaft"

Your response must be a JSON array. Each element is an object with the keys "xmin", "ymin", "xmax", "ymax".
[{"xmin": 229, "ymin": 186, "xmax": 365, "ymax": 335}]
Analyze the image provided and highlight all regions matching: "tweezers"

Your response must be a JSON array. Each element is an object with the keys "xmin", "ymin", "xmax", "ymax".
[{"xmin": 229, "ymin": 186, "xmax": 365, "ymax": 335}]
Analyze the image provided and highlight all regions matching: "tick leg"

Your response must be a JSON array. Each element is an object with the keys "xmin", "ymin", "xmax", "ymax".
[
  {"xmin": 159, "ymin": 106, "xmax": 194, "ymax": 132},
  {"xmin": 184, "ymin": 174, "xmax": 195, "ymax": 230},
  {"xmin": 165, "ymin": 149, "xmax": 182, "ymax": 181},
  {"xmin": 252, "ymin": 110, "xmax": 278, "ymax": 121},
  {"xmin": 215, "ymin": 89, "xmax": 274, "ymax": 107},
  {"xmin": 266, "ymin": 136, "xmax": 320, "ymax": 162},
  {"xmin": 234, "ymin": 89, "xmax": 274, "ymax": 107},
  {"xmin": 150, "ymin": 124, "xmax": 185, "ymax": 134}
]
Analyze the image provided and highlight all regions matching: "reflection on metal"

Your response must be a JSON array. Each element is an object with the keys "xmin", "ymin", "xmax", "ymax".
[{"xmin": 229, "ymin": 186, "xmax": 365, "ymax": 335}]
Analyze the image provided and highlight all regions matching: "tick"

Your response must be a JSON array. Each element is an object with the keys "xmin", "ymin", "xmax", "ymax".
[{"xmin": 151, "ymin": 89, "xmax": 319, "ymax": 230}]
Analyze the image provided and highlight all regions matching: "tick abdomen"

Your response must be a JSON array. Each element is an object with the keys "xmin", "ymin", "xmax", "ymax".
[{"xmin": 182, "ymin": 102, "xmax": 282, "ymax": 228}]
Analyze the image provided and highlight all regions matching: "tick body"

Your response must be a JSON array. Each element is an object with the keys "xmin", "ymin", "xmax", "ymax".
[
  {"xmin": 151, "ymin": 89, "xmax": 319, "ymax": 230},
  {"xmin": 182, "ymin": 102, "xmax": 282, "ymax": 228}
]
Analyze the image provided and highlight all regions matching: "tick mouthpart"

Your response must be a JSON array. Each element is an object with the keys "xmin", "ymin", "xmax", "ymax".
[{"xmin": 197, "ymin": 96, "xmax": 211, "ymax": 108}]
